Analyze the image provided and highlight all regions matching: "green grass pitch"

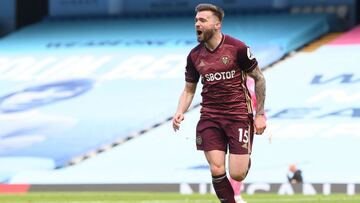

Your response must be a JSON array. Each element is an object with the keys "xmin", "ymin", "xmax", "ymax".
[{"xmin": 0, "ymin": 192, "xmax": 360, "ymax": 203}]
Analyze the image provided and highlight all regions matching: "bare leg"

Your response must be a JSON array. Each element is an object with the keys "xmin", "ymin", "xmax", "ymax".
[
  {"xmin": 228, "ymin": 153, "xmax": 250, "ymax": 182},
  {"xmin": 228, "ymin": 154, "xmax": 250, "ymax": 203},
  {"xmin": 205, "ymin": 150, "xmax": 236, "ymax": 203}
]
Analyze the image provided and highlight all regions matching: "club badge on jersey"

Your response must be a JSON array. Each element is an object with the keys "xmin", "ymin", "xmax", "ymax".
[{"xmin": 221, "ymin": 56, "xmax": 230, "ymax": 65}]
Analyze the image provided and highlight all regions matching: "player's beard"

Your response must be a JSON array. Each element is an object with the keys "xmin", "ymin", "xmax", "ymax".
[{"xmin": 197, "ymin": 29, "xmax": 215, "ymax": 43}]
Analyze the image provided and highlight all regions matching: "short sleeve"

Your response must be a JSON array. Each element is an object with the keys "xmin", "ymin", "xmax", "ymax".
[
  {"xmin": 185, "ymin": 53, "xmax": 200, "ymax": 83},
  {"xmin": 237, "ymin": 45, "xmax": 258, "ymax": 72}
]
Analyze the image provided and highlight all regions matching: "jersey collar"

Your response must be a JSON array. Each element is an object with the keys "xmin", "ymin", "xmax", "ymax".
[{"xmin": 204, "ymin": 33, "xmax": 225, "ymax": 53}]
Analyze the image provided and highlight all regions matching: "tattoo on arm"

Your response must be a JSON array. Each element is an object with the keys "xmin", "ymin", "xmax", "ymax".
[{"xmin": 248, "ymin": 66, "xmax": 266, "ymax": 115}]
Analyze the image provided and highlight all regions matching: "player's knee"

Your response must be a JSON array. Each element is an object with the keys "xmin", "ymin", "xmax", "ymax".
[
  {"xmin": 230, "ymin": 157, "xmax": 252, "ymax": 181},
  {"xmin": 230, "ymin": 169, "xmax": 249, "ymax": 181},
  {"xmin": 210, "ymin": 164, "xmax": 226, "ymax": 176},
  {"xmin": 230, "ymin": 171, "xmax": 248, "ymax": 182}
]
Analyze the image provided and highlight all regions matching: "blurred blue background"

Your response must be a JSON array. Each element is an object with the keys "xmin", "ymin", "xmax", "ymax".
[{"xmin": 0, "ymin": 0, "xmax": 359, "ymax": 192}]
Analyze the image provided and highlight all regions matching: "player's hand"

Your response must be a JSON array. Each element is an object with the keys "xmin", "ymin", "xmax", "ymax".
[
  {"xmin": 254, "ymin": 114, "xmax": 266, "ymax": 135},
  {"xmin": 172, "ymin": 112, "xmax": 184, "ymax": 132}
]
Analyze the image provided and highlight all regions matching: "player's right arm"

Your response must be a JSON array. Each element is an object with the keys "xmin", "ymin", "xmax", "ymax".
[{"xmin": 172, "ymin": 82, "xmax": 197, "ymax": 131}]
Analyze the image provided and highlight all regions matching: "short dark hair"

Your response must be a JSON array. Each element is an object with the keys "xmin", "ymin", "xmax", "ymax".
[{"xmin": 195, "ymin": 3, "xmax": 225, "ymax": 22}]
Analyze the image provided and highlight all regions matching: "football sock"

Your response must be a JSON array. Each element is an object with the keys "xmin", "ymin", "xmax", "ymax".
[
  {"xmin": 212, "ymin": 173, "xmax": 236, "ymax": 203},
  {"xmin": 229, "ymin": 178, "xmax": 241, "ymax": 196}
]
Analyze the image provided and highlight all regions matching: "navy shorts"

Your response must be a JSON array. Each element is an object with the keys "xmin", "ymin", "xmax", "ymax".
[{"xmin": 196, "ymin": 118, "xmax": 254, "ymax": 154}]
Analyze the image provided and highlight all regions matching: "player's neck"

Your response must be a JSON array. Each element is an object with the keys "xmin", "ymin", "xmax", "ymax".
[{"xmin": 205, "ymin": 32, "xmax": 223, "ymax": 51}]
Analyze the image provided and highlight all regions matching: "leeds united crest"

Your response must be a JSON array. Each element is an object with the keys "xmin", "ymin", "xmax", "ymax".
[
  {"xmin": 221, "ymin": 56, "xmax": 230, "ymax": 65},
  {"xmin": 196, "ymin": 136, "xmax": 202, "ymax": 145}
]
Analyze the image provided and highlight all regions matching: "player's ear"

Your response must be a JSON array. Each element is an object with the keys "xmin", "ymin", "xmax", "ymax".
[{"xmin": 214, "ymin": 21, "xmax": 221, "ymax": 30}]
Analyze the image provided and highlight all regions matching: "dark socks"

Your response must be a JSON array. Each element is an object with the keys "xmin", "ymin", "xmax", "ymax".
[{"xmin": 212, "ymin": 173, "xmax": 236, "ymax": 203}]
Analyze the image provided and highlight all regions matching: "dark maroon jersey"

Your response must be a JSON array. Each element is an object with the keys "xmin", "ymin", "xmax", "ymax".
[{"xmin": 185, "ymin": 34, "xmax": 258, "ymax": 120}]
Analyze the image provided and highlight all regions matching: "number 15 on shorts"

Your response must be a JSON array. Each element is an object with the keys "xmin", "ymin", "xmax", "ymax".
[{"xmin": 238, "ymin": 128, "xmax": 249, "ymax": 143}]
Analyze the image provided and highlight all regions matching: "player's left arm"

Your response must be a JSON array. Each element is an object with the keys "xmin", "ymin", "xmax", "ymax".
[{"xmin": 247, "ymin": 65, "xmax": 266, "ymax": 135}]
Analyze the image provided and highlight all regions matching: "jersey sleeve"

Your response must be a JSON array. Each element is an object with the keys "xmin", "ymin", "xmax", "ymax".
[
  {"xmin": 185, "ymin": 53, "xmax": 200, "ymax": 83},
  {"xmin": 237, "ymin": 45, "xmax": 258, "ymax": 72}
]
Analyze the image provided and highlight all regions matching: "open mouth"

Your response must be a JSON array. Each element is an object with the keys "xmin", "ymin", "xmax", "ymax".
[{"xmin": 197, "ymin": 30, "xmax": 203, "ymax": 36}]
